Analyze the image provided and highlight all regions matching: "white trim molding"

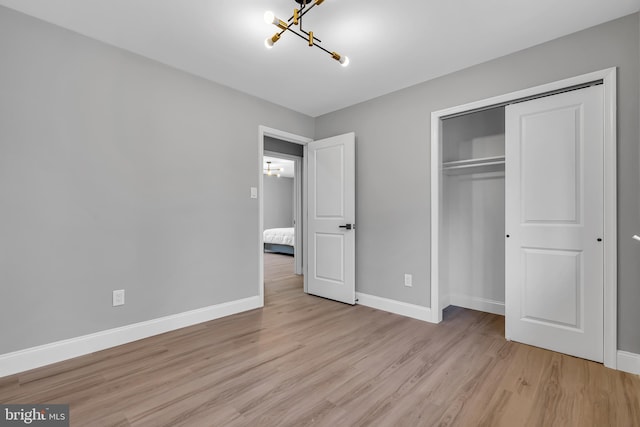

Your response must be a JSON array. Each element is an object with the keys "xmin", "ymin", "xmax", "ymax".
[
  {"xmin": 601, "ymin": 69, "xmax": 617, "ymax": 370},
  {"xmin": 617, "ymin": 351, "xmax": 640, "ymax": 376},
  {"xmin": 448, "ymin": 294, "xmax": 505, "ymax": 316},
  {"xmin": 356, "ymin": 292, "xmax": 433, "ymax": 322},
  {"xmin": 0, "ymin": 296, "xmax": 261, "ymax": 378},
  {"xmin": 430, "ymin": 67, "xmax": 618, "ymax": 369}
]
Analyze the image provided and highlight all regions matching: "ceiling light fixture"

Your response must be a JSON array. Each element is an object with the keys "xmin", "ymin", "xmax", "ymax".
[
  {"xmin": 264, "ymin": 161, "xmax": 283, "ymax": 178},
  {"xmin": 264, "ymin": 0, "xmax": 349, "ymax": 67}
]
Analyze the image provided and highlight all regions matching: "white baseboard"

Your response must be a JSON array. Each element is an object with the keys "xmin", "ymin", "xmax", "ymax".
[
  {"xmin": 4, "ymin": 294, "xmax": 635, "ymax": 377},
  {"xmin": 449, "ymin": 293, "xmax": 505, "ymax": 316},
  {"xmin": 0, "ymin": 296, "xmax": 262, "ymax": 378},
  {"xmin": 356, "ymin": 292, "xmax": 433, "ymax": 323},
  {"xmin": 617, "ymin": 350, "xmax": 640, "ymax": 375}
]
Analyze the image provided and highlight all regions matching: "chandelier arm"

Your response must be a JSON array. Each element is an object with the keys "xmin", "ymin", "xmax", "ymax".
[
  {"xmin": 299, "ymin": 28, "xmax": 322, "ymax": 43},
  {"xmin": 286, "ymin": 28, "xmax": 332, "ymax": 55},
  {"xmin": 288, "ymin": 2, "xmax": 316, "ymax": 23},
  {"xmin": 287, "ymin": 2, "xmax": 322, "ymax": 41},
  {"xmin": 298, "ymin": 4, "xmax": 305, "ymax": 33},
  {"xmin": 312, "ymin": 43, "xmax": 332, "ymax": 56},
  {"xmin": 285, "ymin": 27, "xmax": 312, "ymax": 43},
  {"xmin": 277, "ymin": 21, "xmax": 295, "ymax": 35}
]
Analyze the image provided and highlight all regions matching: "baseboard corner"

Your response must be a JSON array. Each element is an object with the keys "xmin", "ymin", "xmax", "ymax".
[
  {"xmin": 356, "ymin": 292, "xmax": 433, "ymax": 323},
  {"xmin": 617, "ymin": 350, "xmax": 640, "ymax": 375},
  {"xmin": 448, "ymin": 293, "xmax": 505, "ymax": 316}
]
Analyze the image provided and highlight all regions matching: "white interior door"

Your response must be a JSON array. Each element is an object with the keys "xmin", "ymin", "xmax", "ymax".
[
  {"xmin": 306, "ymin": 132, "xmax": 355, "ymax": 304},
  {"xmin": 505, "ymin": 85, "xmax": 604, "ymax": 362}
]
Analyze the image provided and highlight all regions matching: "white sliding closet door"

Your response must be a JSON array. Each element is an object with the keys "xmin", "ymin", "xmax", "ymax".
[{"xmin": 505, "ymin": 85, "xmax": 604, "ymax": 362}]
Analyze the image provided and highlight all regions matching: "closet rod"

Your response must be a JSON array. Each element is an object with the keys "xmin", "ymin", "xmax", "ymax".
[{"xmin": 441, "ymin": 80, "xmax": 603, "ymax": 120}]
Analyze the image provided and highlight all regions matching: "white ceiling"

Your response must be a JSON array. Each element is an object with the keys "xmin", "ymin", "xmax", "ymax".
[{"xmin": 1, "ymin": 0, "xmax": 638, "ymax": 117}]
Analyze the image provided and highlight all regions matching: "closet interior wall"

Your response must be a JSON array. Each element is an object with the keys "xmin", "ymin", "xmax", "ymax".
[{"xmin": 440, "ymin": 107, "xmax": 506, "ymax": 315}]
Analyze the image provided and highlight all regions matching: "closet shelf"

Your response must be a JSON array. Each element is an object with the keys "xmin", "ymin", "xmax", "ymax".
[{"xmin": 442, "ymin": 155, "xmax": 505, "ymax": 175}]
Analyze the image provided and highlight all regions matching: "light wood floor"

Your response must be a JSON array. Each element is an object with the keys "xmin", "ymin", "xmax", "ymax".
[{"xmin": 1, "ymin": 253, "xmax": 639, "ymax": 426}]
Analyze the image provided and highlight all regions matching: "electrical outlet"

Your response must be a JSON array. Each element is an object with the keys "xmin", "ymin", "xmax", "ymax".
[
  {"xmin": 113, "ymin": 289, "xmax": 125, "ymax": 307},
  {"xmin": 404, "ymin": 274, "xmax": 412, "ymax": 287}
]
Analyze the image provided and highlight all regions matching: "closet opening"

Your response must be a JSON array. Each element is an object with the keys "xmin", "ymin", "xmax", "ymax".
[
  {"xmin": 440, "ymin": 106, "xmax": 506, "ymax": 316},
  {"xmin": 429, "ymin": 68, "xmax": 617, "ymax": 368}
]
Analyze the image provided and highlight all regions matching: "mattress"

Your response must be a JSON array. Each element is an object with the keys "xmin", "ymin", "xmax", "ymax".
[{"xmin": 263, "ymin": 227, "xmax": 295, "ymax": 246}]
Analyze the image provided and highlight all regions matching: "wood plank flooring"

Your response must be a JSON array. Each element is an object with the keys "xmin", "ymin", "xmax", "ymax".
[{"xmin": 1, "ymin": 252, "xmax": 639, "ymax": 426}]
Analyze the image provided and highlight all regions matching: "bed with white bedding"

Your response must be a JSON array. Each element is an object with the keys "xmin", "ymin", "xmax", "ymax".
[{"xmin": 263, "ymin": 227, "xmax": 295, "ymax": 255}]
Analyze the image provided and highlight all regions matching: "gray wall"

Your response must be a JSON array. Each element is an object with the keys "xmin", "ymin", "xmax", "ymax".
[
  {"xmin": 315, "ymin": 14, "xmax": 640, "ymax": 353},
  {"xmin": 0, "ymin": 6, "xmax": 314, "ymax": 354},
  {"xmin": 264, "ymin": 177, "xmax": 294, "ymax": 230}
]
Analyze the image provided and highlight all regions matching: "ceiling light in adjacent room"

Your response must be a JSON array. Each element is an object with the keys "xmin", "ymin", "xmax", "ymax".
[{"xmin": 264, "ymin": 161, "xmax": 283, "ymax": 178}]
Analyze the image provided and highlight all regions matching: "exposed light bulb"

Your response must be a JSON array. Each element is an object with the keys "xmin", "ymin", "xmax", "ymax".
[
  {"xmin": 265, "ymin": 33, "xmax": 281, "ymax": 49},
  {"xmin": 264, "ymin": 11, "xmax": 287, "ymax": 29},
  {"xmin": 331, "ymin": 52, "xmax": 350, "ymax": 67},
  {"xmin": 279, "ymin": 168, "xmax": 284, "ymax": 171},
  {"xmin": 264, "ymin": 11, "xmax": 275, "ymax": 25}
]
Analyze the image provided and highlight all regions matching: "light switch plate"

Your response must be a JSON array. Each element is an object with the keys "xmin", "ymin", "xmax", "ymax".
[
  {"xmin": 404, "ymin": 274, "xmax": 412, "ymax": 287},
  {"xmin": 113, "ymin": 289, "xmax": 125, "ymax": 306},
  {"xmin": 250, "ymin": 187, "xmax": 258, "ymax": 199}
]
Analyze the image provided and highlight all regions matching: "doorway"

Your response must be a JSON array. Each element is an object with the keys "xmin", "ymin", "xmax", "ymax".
[
  {"xmin": 259, "ymin": 127, "xmax": 357, "ymax": 306},
  {"xmin": 263, "ymin": 152, "xmax": 301, "ymax": 273},
  {"xmin": 258, "ymin": 126, "xmax": 311, "ymax": 306},
  {"xmin": 430, "ymin": 68, "xmax": 617, "ymax": 368}
]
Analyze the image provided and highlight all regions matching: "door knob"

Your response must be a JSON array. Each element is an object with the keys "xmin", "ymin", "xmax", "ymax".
[{"xmin": 339, "ymin": 224, "xmax": 353, "ymax": 230}]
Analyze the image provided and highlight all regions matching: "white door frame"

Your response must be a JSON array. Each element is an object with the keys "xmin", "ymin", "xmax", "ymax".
[
  {"xmin": 429, "ymin": 68, "xmax": 617, "ymax": 369},
  {"xmin": 258, "ymin": 126, "xmax": 312, "ymax": 306},
  {"xmin": 264, "ymin": 149, "xmax": 303, "ymax": 275}
]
